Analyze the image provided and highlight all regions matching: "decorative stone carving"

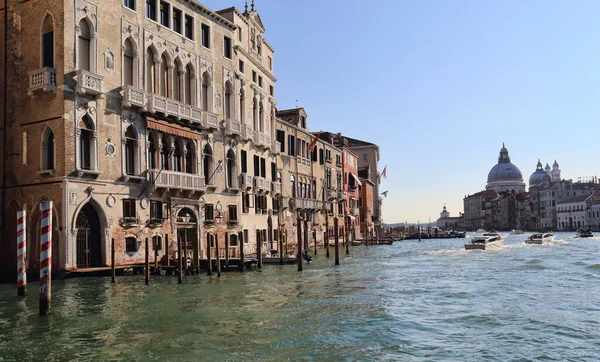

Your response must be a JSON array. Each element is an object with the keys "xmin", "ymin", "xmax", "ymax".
[
  {"xmin": 69, "ymin": 190, "xmax": 78, "ymax": 205},
  {"xmin": 106, "ymin": 194, "xmax": 117, "ymax": 207},
  {"xmin": 104, "ymin": 49, "xmax": 115, "ymax": 72}
]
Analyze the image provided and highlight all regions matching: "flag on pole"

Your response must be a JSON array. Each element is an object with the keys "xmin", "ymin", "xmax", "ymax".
[
  {"xmin": 308, "ymin": 131, "xmax": 322, "ymax": 154},
  {"xmin": 381, "ymin": 191, "xmax": 388, "ymax": 198},
  {"xmin": 381, "ymin": 165, "xmax": 387, "ymax": 179}
]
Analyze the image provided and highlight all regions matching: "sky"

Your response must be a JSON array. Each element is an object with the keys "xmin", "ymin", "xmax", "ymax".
[{"xmin": 199, "ymin": 0, "xmax": 600, "ymax": 223}]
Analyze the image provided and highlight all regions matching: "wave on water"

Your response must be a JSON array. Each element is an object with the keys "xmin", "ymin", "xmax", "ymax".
[
  {"xmin": 585, "ymin": 264, "xmax": 600, "ymax": 270},
  {"xmin": 423, "ymin": 248, "xmax": 468, "ymax": 256}
]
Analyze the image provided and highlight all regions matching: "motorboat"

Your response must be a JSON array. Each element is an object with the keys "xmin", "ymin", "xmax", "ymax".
[
  {"xmin": 525, "ymin": 232, "xmax": 554, "ymax": 244},
  {"xmin": 464, "ymin": 233, "xmax": 503, "ymax": 250},
  {"xmin": 475, "ymin": 228, "xmax": 487, "ymax": 233},
  {"xmin": 576, "ymin": 229, "xmax": 593, "ymax": 238},
  {"xmin": 511, "ymin": 229, "xmax": 524, "ymax": 235}
]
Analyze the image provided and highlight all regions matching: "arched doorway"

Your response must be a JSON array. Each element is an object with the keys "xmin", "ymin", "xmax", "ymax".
[{"xmin": 76, "ymin": 203, "xmax": 102, "ymax": 268}]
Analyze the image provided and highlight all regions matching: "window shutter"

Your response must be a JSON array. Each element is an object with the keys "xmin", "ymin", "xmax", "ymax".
[
  {"xmin": 271, "ymin": 162, "xmax": 277, "ymax": 181},
  {"xmin": 261, "ymin": 158, "xmax": 266, "ymax": 177},
  {"xmin": 319, "ymin": 149, "xmax": 324, "ymax": 165},
  {"xmin": 241, "ymin": 150, "xmax": 247, "ymax": 173},
  {"xmin": 254, "ymin": 155, "xmax": 260, "ymax": 176}
]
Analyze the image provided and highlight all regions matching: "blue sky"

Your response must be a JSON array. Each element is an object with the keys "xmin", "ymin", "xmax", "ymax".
[{"xmin": 201, "ymin": 0, "xmax": 600, "ymax": 223}]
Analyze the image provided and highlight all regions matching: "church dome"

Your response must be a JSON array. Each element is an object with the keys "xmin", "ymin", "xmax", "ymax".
[
  {"xmin": 529, "ymin": 159, "xmax": 551, "ymax": 186},
  {"xmin": 486, "ymin": 144, "xmax": 524, "ymax": 183},
  {"xmin": 544, "ymin": 163, "xmax": 551, "ymax": 172}
]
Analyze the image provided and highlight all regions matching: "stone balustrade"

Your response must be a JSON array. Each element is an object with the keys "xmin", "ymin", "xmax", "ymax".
[
  {"xmin": 122, "ymin": 85, "xmax": 146, "ymax": 109},
  {"xmin": 75, "ymin": 69, "xmax": 104, "ymax": 97},
  {"xmin": 147, "ymin": 169, "xmax": 205, "ymax": 192},
  {"xmin": 147, "ymin": 93, "xmax": 203, "ymax": 125},
  {"xmin": 28, "ymin": 67, "xmax": 56, "ymax": 96}
]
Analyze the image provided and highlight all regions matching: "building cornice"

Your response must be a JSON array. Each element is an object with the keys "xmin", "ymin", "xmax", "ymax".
[{"xmin": 184, "ymin": 0, "xmax": 237, "ymax": 31}]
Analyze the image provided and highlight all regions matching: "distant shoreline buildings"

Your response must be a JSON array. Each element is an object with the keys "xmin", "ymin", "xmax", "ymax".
[{"xmin": 437, "ymin": 144, "xmax": 600, "ymax": 231}]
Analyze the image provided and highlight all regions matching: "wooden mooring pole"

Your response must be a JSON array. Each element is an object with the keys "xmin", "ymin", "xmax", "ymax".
[
  {"xmin": 39, "ymin": 201, "xmax": 52, "ymax": 315},
  {"xmin": 297, "ymin": 216, "xmax": 303, "ymax": 272},
  {"xmin": 239, "ymin": 231, "xmax": 245, "ymax": 272},
  {"xmin": 154, "ymin": 238, "xmax": 159, "ymax": 275},
  {"xmin": 325, "ymin": 213, "xmax": 330, "ymax": 258},
  {"xmin": 177, "ymin": 236, "xmax": 183, "ymax": 284},
  {"xmin": 17, "ymin": 209, "xmax": 27, "ymax": 296},
  {"xmin": 145, "ymin": 238, "xmax": 150, "ymax": 285},
  {"xmin": 334, "ymin": 216, "xmax": 340, "ymax": 266},
  {"xmin": 111, "ymin": 238, "xmax": 116, "ymax": 283},
  {"xmin": 206, "ymin": 234, "xmax": 213, "ymax": 276},
  {"xmin": 215, "ymin": 234, "xmax": 221, "ymax": 277}
]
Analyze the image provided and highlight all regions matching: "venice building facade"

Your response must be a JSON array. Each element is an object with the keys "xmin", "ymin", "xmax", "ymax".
[{"xmin": 0, "ymin": 0, "xmax": 382, "ymax": 279}]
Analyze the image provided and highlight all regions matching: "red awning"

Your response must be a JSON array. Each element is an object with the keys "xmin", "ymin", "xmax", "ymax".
[{"xmin": 146, "ymin": 117, "xmax": 203, "ymax": 140}]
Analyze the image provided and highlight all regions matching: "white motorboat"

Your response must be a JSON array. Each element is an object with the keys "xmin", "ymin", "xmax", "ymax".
[
  {"xmin": 464, "ymin": 233, "xmax": 503, "ymax": 250},
  {"xmin": 525, "ymin": 232, "xmax": 554, "ymax": 244},
  {"xmin": 576, "ymin": 229, "xmax": 593, "ymax": 238},
  {"xmin": 475, "ymin": 228, "xmax": 487, "ymax": 233},
  {"xmin": 511, "ymin": 229, "xmax": 524, "ymax": 235}
]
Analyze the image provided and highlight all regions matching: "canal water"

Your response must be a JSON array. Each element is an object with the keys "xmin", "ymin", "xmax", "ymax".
[{"xmin": 1, "ymin": 232, "xmax": 600, "ymax": 361}]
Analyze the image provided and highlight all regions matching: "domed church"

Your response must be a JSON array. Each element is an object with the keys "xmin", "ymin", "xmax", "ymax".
[
  {"xmin": 485, "ymin": 143, "xmax": 526, "ymax": 194},
  {"xmin": 529, "ymin": 159, "xmax": 551, "ymax": 186}
]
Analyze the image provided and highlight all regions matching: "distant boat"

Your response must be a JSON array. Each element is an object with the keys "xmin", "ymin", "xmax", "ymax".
[
  {"xmin": 511, "ymin": 229, "xmax": 524, "ymax": 235},
  {"xmin": 525, "ymin": 232, "xmax": 554, "ymax": 244},
  {"xmin": 475, "ymin": 228, "xmax": 487, "ymax": 233},
  {"xmin": 464, "ymin": 233, "xmax": 503, "ymax": 250},
  {"xmin": 576, "ymin": 229, "xmax": 593, "ymax": 238}
]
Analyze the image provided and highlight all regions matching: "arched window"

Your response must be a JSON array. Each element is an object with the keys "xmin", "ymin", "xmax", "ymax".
[
  {"xmin": 160, "ymin": 53, "xmax": 169, "ymax": 97},
  {"xmin": 185, "ymin": 64, "xmax": 193, "ymax": 105},
  {"xmin": 77, "ymin": 19, "xmax": 91, "ymax": 71},
  {"xmin": 201, "ymin": 72, "xmax": 211, "ymax": 111},
  {"xmin": 123, "ymin": 38, "xmax": 135, "ymax": 86},
  {"xmin": 173, "ymin": 141, "xmax": 182, "ymax": 172},
  {"xmin": 259, "ymin": 101, "xmax": 264, "ymax": 132},
  {"xmin": 174, "ymin": 59, "xmax": 182, "ymax": 101},
  {"xmin": 203, "ymin": 144, "xmax": 213, "ymax": 184},
  {"xmin": 79, "ymin": 115, "xmax": 94, "ymax": 170},
  {"xmin": 41, "ymin": 127, "xmax": 54, "ymax": 170},
  {"xmin": 146, "ymin": 48, "xmax": 155, "ymax": 94},
  {"xmin": 290, "ymin": 175, "xmax": 296, "ymax": 198},
  {"xmin": 160, "ymin": 135, "xmax": 170, "ymax": 170},
  {"xmin": 252, "ymin": 97, "xmax": 257, "ymax": 130},
  {"xmin": 148, "ymin": 135, "xmax": 157, "ymax": 169},
  {"xmin": 226, "ymin": 149, "xmax": 236, "ymax": 188},
  {"xmin": 224, "ymin": 82, "xmax": 233, "ymax": 120},
  {"xmin": 124, "ymin": 126, "xmax": 137, "ymax": 175},
  {"xmin": 185, "ymin": 140, "xmax": 194, "ymax": 174},
  {"xmin": 239, "ymin": 88, "xmax": 245, "ymax": 123},
  {"xmin": 42, "ymin": 15, "xmax": 54, "ymax": 68}
]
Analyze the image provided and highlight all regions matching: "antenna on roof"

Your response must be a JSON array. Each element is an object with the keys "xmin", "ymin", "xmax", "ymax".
[{"xmin": 295, "ymin": 99, "xmax": 298, "ymax": 108}]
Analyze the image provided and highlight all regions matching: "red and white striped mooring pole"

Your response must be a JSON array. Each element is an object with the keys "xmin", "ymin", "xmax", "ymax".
[
  {"xmin": 17, "ymin": 209, "xmax": 26, "ymax": 297},
  {"xmin": 39, "ymin": 201, "xmax": 52, "ymax": 315}
]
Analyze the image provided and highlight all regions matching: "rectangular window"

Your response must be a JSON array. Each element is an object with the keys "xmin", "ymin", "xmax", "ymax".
[
  {"xmin": 172, "ymin": 8, "xmax": 182, "ymax": 34},
  {"xmin": 272, "ymin": 197, "xmax": 279, "ymax": 214},
  {"xmin": 201, "ymin": 24, "xmax": 210, "ymax": 48},
  {"xmin": 363, "ymin": 153, "xmax": 368, "ymax": 161},
  {"xmin": 271, "ymin": 162, "xmax": 277, "ymax": 181},
  {"xmin": 205, "ymin": 204, "xmax": 214, "ymax": 222},
  {"xmin": 229, "ymin": 205, "xmax": 238, "ymax": 222},
  {"xmin": 258, "ymin": 76, "xmax": 263, "ymax": 88},
  {"xmin": 124, "ymin": 0, "xmax": 135, "ymax": 10},
  {"xmin": 123, "ymin": 199, "xmax": 137, "ymax": 221},
  {"xmin": 269, "ymin": 85, "xmax": 274, "ymax": 96},
  {"xmin": 146, "ymin": 0, "xmax": 156, "ymax": 20},
  {"xmin": 224, "ymin": 36, "xmax": 232, "ymax": 59},
  {"xmin": 238, "ymin": 27, "xmax": 242, "ymax": 42},
  {"xmin": 184, "ymin": 15, "xmax": 193, "ymax": 39},
  {"xmin": 126, "ymin": 237, "xmax": 138, "ymax": 252},
  {"xmin": 150, "ymin": 200, "xmax": 164, "ymax": 220},
  {"xmin": 152, "ymin": 235, "xmax": 162, "ymax": 251},
  {"xmin": 260, "ymin": 158, "xmax": 266, "ymax": 178},
  {"xmin": 268, "ymin": 56, "xmax": 272, "ymax": 70},
  {"xmin": 254, "ymin": 155, "xmax": 260, "ymax": 177},
  {"xmin": 242, "ymin": 192, "xmax": 250, "ymax": 213},
  {"xmin": 276, "ymin": 130, "xmax": 285, "ymax": 152},
  {"xmin": 244, "ymin": 229, "xmax": 249, "ymax": 244},
  {"xmin": 300, "ymin": 116, "xmax": 306, "ymax": 129},
  {"xmin": 311, "ymin": 147, "xmax": 317, "ymax": 162},
  {"xmin": 239, "ymin": 60, "xmax": 244, "ymax": 73},
  {"xmin": 288, "ymin": 135, "xmax": 295, "ymax": 156},
  {"xmin": 255, "ymin": 195, "xmax": 260, "ymax": 214},
  {"xmin": 241, "ymin": 150, "xmax": 247, "ymax": 173},
  {"xmin": 159, "ymin": 1, "xmax": 169, "ymax": 27},
  {"xmin": 252, "ymin": 70, "xmax": 257, "ymax": 82},
  {"xmin": 319, "ymin": 149, "xmax": 324, "ymax": 165}
]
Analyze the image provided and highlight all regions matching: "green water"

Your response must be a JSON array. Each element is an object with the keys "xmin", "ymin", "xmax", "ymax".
[{"xmin": 1, "ymin": 233, "xmax": 600, "ymax": 361}]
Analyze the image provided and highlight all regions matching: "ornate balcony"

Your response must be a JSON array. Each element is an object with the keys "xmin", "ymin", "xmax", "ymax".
[
  {"xmin": 351, "ymin": 208, "xmax": 360, "ymax": 217},
  {"xmin": 327, "ymin": 189, "xmax": 337, "ymax": 201},
  {"xmin": 147, "ymin": 94, "xmax": 203, "ymax": 125},
  {"xmin": 224, "ymin": 119, "xmax": 242, "ymax": 137},
  {"xmin": 272, "ymin": 181, "xmax": 282, "ymax": 196},
  {"xmin": 240, "ymin": 173, "xmax": 253, "ymax": 191},
  {"xmin": 28, "ymin": 67, "xmax": 56, "ymax": 96},
  {"xmin": 254, "ymin": 131, "xmax": 271, "ymax": 149},
  {"xmin": 296, "ymin": 198, "xmax": 323, "ymax": 211},
  {"xmin": 147, "ymin": 169, "xmax": 205, "ymax": 193},
  {"xmin": 242, "ymin": 124, "xmax": 254, "ymax": 141},
  {"xmin": 204, "ymin": 111, "xmax": 219, "ymax": 130},
  {"xmin": 75, "ymin": 69, "xmax": 104, "ymax": 97},
  {"xmin": 273, "ymin": 140, "xmax": 281, "ymax": 155},
  {"xmin": 122, "ymin": 85, "xmax": 146, "ymax": 109},
  {"xmin": 254, "ymin": 176, "xmax": 269, "ymax": 193},
  {"xmin": 337, "ymin": 192, "xmax": 348, "ymax": 202}
]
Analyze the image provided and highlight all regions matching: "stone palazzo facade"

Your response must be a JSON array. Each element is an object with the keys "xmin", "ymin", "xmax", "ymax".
[{"xmin": 0, "ymin": 0, "xmax": 382, "ymax": 278}]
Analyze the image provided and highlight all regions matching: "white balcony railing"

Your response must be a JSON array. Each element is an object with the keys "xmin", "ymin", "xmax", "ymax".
[
  {"xmin": 204, "ymin": 111, "xmax": 219, "ymax": 129},
  {"xmin": 272, "ymin": 181, "xmax": 282, "ymax": 195},
  {"xmin": 254, "ymin": 131, "xmax": 271, "ymax": 149},
  {"xmin": 240, "ymin": 173, "xmax": 253, "ymax": 190},
  {"xmin": 351, "ymin": 208, "xmax": 360, "ymax": 216},
  {"xmin": 122, "ymin": 85, "xmax": 146, "ymax": 109},
  {"xmin": 28, "ymin": 67, "xmax": 56, "ymax": 96},
  {"xmin": 147, "ymin": 169, "xmax": 205, "ymax": 192},
  {"xmin": 273, "ymin": 141, "xmax": 281, "ymax": 154},
  {"xmin": 265, "ymin": 179, "xmax": 271, "ymax": 194},
  {"xmin": 296, "ymin": 198, "xmax": 323, "ymax": 211},
  {"xmin": 327, "ymin": 189, "xmax": 337, "ymax": 201},
  {"xmin": 147, "ymin": 94, "xmax": 203, "ymax": 125},
  {"xmin": 337, "ymin": 191, "xmax": 348, "ymax": 202},
  {"xmin": 254, "ymin": 176, "xmax": 268, "ymax": 193},
  {"xmin": 242, "ymin": 124, "xmax": 254, "ymax": 141},
  {"xmin": 75, "ymin": 69, "xmax": 104, "ymax": 97},
  {"xmin": 224, "ymin": 119, "xmax": 242, "ymax": 136}
]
